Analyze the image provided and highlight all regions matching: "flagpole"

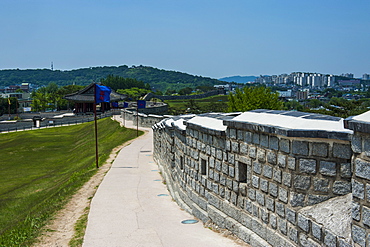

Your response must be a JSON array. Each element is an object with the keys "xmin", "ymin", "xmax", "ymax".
[{"xmin": 93, "ymin": 84, "xmax": 99, "ymax": 169}]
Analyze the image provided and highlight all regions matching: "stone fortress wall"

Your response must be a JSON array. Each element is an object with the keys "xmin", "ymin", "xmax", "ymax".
[
  {"xmin": 147, "ymin": 109, "xmax": 370, "ymax": 247},
  {"xmin": 121, "ymin": 109, "xmax": 169, "ymax": 128},
  {"xmin": 345, "ymin": 115, "xmax": 370, "ymax": 247}
]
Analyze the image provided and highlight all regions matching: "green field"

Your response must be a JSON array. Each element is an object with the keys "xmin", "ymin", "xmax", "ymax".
[
  {"xmin": 0, "ymin": 118, "xmax": 142, "ymax": 247},
  {"xmin": 165, "ymin": 95, "xmax": 229, "ymax": 115}
]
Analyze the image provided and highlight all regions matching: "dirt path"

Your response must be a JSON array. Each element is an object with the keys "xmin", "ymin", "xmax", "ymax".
[{"xmin": 34, "ymin": 125, "xmax": 142, "ymax": 247}]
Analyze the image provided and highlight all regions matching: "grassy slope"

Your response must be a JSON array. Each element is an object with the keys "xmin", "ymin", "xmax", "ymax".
[{"xmin": 0, "ymin": 118, "xmax": 142, "ymax": 247}]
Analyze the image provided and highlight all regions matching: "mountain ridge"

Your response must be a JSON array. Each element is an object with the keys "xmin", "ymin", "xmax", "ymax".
[{"xmin": 0, "ymin": 65, "xmax": 226, "ymax": 92}]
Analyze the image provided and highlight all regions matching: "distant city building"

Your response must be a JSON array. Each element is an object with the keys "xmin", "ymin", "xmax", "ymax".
[
  {"xmin": 253, "ymin": 71, "xmax": 363, "ymax": 89},
  {"xmin": 338, "ymin": 79, "xmax": 361, "ymax": 87},
  {"xmin": 277, "ymin": 90, "xmax": 292, "ymax": 98},
  {"xmin": 214, "ymin": 84, "xmax": 232, "ymax": 92},
  {"xmin": 20, "ymin": 83, "xmax": 31, "ymax": 92},
  {"xmin": 327, "ymin": 75, "xmax": 336, "ymax": 87},
  {"xmin": 0, "ymin": 83, "xmax": 32, "ymax": 93},
  {"xmin": 5, "ymin": 85, "xmax": 20, "ymax": 93},
  {"xmin": 255, "ymin": 75, "xmax": 273, "ymax": 84},
  {"xmin": 341, "ymin": 73, "xmax": 354, "ymax": 78},
  {"xmin": 363, "ymin": 74, "xmax": 370, "ymax": 80},
  {"xmin": 309, "ymin": 74, "xmax": 323, "ymax": 87},
  {"xmin": 296, "ymin": 91, "xmax": 308, "ymax": 100}
]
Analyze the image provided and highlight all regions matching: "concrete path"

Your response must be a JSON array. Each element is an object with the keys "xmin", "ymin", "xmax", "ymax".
[{"xmin": 83, "ymin": 119, "xmax": 244, "ymax": 247}]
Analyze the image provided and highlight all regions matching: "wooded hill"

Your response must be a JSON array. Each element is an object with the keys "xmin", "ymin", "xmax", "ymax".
[{"xmin": 0, "ymin": 65, "xmax": 225, "ymax": 92}]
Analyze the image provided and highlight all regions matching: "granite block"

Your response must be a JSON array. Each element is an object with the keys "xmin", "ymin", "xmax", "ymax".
[
  {"xmin": 292, "ymin": 140, "xmax": 309, "ymax": 156},
  {"xmin": 352, "ymin": 179, "xmax": 365, "ymax": 199},
  {"xmin": 312, "ymin": 142, "xmax": 328, "ymax": 157},
  {"xmin": 300, "ymin": 158, "xmax": 317, "ymax": 174}
]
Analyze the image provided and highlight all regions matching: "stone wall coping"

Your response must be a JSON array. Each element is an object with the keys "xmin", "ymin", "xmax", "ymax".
[
  {"xmin": 147, "ymin": 114, "xmax": 164, "ymax": 118},
  {"xmin": 185, "ymin": 121, "xmax": 226, "ymax": 136},
  {"xmin": 347, "ymin": 110, "xmax": 370, "ymax": 122},
  {"xmin": 224, "ymin": 110, "xmax": 352, "ymax": 140},
  {"xmin": 163, "ymin": 118, "xmax": 175, "ymax": 128},
  {"xmin": 121, "ymin": 109, "xmax": 132, "ymax": 113},
  {"xmin": 154, "ymin": 115, "xmax": 194, "ymax": 131},
  {"xmin": 186, "ymin": 116, "xmax": 227, "ymax": 132},
  {"xmin": 172, "ymin": 118, "xmax": 186, "ymax": 131},
  {"xmin": 345, "ymin": 110, "xmax": 370, "ymax": 133}
]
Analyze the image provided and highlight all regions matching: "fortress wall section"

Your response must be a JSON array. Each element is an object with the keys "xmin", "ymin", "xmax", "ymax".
[
  {"xmin": 137, "ymin": 102, "xmax": 168, "ymax": 115},
  {"xmin": 121, "ymin": 110, "xmax": 170, "ymax": 128},
  {"xmin": 153, "ymin": 110, "xmax": 356, "ymax": 246},
  {"xmin": 346, "ymin": 116, "xmax": 370, "ymax": 247}
]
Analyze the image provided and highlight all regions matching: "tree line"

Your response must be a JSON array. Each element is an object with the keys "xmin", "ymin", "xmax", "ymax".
[
  {"xmin": 2, "ymin": 72, "xmax": 369, "ymax": 119},
  {"xmin": 31, "ymin": 84, "xmax": 84, "ymax": 112}
]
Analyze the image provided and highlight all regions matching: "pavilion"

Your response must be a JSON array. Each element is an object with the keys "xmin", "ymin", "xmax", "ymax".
[{"xmin": 64, "ymin": 83, "xmax": 127, "ymax": 114}]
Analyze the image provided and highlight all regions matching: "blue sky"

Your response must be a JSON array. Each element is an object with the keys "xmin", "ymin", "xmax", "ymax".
[{"xmin": 1, "ymin": 0, "xmax": 369, "ymax": 78}]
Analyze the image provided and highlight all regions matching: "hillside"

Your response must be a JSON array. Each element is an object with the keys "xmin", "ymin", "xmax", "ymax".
[
  {"xmin": 0, "ymin": 65, "xmax": 225, "ymax": 91},
  {"xmin": 219, "ymin": 75, "xmax": 258, "ymax": 83}
]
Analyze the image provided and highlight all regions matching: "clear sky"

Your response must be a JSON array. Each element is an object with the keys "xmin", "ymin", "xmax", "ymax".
[{"xmin": 1, "ymin": 0, "xmax": 369, "ymax": 79}]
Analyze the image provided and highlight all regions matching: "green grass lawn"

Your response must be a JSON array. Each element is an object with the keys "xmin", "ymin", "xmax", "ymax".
[
  {"xmin": 165, "ymin": 95, "xmax": 229, "ymax": 114},
  {"xmin": 0, "ymin": 118, "xmax": 142, "ymax": 247}
]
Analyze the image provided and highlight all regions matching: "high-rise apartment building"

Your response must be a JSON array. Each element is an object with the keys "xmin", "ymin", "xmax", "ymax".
[{"xmin": 341, "ymin": 73, "xmax": 354, "ymax": 78}]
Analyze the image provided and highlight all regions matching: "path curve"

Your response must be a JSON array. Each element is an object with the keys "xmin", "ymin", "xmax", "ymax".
[{"xmin": 83, "ymin": 119, "xmax": 245, "ymax": 247}]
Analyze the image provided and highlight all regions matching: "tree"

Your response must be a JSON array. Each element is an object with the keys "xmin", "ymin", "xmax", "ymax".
[
  {"xmin": 100, "ymin": 75, "xmax": 147, "ymax": 91},
  {"xmin": 31, "ymin": 84, "xmax": 84, "ymax": 111},
  {"xmin": 55, "ymin": 85, "xmax": 84, "ymax": 110},
  {"xmin": 308, "ymin": 99, "xmax": 322, "ymax": 109},
  {"xmin": 154, "ymin": 90, "xmax": 163, "ymax": 96},
  {"xmin": 228, "ymin": 86, "xmax": 283, "ymax": 112},
  {"xmin": 165, "ymin": 89, "xmax": 177, "ymax": 95},
  {"xmin": 185, "ymin": 99, "xmax": 200, "ymax": 113},
  {"xmin": 31, "ymin": 91, "xmax": 50, "ymax": 111},
  {"xmin": 0, "ymin": 97, "xmax": 18, "ymax": 116},
  {"xmin": 284, "ymin": 100, "xmax": 304, "ymax": 111},
  {"xmin": 178, "ymin": 87, "xmax": 193, "ymax": 95},
  {"xmin": 117, "ymin": 87, "xmax": 151, "ymax": 101},
  {"xmin": 196, "ymin": 85, "xmax": 214, "ymax": 93},
  {"xmin": 45, "ymin": 82, "xmax": 59, "ymax": 93}
]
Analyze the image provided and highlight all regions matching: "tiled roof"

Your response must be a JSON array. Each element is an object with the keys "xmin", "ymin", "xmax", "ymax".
[{"xmin": 63, "ymin": 83, "xmax": 127, "ymax": 102}]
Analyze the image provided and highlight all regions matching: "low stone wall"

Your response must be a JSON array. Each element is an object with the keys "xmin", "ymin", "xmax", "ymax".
[
  {"xmin": 122, "ymin": 102, "xmax": 168, "ymax": 115},
  {"xmin": 152, "ymin": 110, "xmax": 369, "ymax": 246},
  {"xmin": 121, "ymin": 110, "xmax": 172, "ymax": 128}
]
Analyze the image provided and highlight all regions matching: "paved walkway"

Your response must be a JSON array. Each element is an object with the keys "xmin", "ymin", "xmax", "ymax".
[{"xmin": 83, "ymin": 119, "xmax": 244, "ymax": 247}]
